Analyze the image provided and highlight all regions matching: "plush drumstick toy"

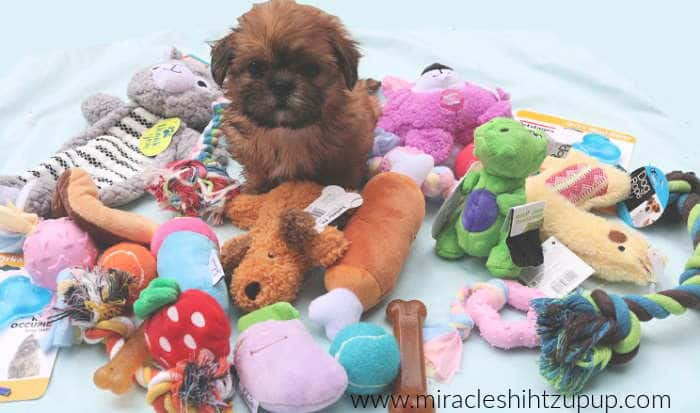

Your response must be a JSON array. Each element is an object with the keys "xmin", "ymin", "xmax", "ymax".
[{"xmin": 310, "ymin": 172, "xmax": 426, "ymax": 339}]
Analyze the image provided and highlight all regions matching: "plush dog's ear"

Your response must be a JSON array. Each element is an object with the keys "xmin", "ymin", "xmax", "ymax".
[
  {"xmin": 221, "ymin": 234, "xmax": 251, "ymax": 274},
  {"xmin": 280, "ymin": 209, "xmax": 317, "ymax": 249},
  {"xmin": 329, "ymin": 28, "xmax": 360, "ymax": 90},
  {"xmin": 309, "ymin": 226, "xmax": 349, "ymax": 267},
  {"xmin": 210, "ymin": 33, "xmax": 236, "ymax": 87}
]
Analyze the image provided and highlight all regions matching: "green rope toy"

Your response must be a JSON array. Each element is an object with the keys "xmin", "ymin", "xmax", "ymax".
[{"xmin": 533, "ymin": 171, "xmax": 700, "ymax": 394}]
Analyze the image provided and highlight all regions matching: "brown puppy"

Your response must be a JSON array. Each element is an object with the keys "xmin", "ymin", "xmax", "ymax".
[{"xmin": 211, "ymin": 0, "xmax": 380, "ymax": 194}]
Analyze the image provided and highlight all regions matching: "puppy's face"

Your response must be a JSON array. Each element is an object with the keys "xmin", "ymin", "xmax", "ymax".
[{"xmin": 211, "ymin": 0, "xmax": 360, "ymax": 130}]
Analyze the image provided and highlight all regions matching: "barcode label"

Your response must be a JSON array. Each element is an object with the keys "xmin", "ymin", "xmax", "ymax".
[
  {"xmin": 550, "ymin": 270, "xmax": 579, "ymax": 295},
  {"xmin": 307, "ymin": 207, "xmax": 326, "ymax": 219},
  {"xmin": 521, "ymin": 236, "xmax": 594, "ymax": 298}
]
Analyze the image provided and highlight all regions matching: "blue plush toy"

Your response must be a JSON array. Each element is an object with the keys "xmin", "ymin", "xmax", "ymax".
[
  {"xmin": 151, "ymin": 217, "xmax": 230, "ymax": 313},
  {"xmin": 329, "ymin": 322, "xmax": 400, "ymax": 395}
]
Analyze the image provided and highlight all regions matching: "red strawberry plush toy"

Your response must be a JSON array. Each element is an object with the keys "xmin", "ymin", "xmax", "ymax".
[{"xmin": 134, "ymin": 278, "xmax": 231, "ymax": 368}]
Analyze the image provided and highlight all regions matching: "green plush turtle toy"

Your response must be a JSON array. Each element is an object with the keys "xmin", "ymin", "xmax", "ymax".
[{"xmin": 435, "ymin": 117, "xmax": 548, "ymax": 277}]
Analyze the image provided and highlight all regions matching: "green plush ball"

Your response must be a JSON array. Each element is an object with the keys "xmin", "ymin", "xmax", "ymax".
[{"xmin": 329, "ymin": 322, "xmax": 400, "ymax": 395}]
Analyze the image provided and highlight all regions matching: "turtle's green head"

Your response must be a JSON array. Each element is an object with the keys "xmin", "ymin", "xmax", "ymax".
[{"xmin": 474, "ymin": 117, "xmax": 548, "ymax": 178}]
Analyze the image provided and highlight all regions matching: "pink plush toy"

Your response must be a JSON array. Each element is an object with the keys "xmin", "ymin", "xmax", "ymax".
[
  {"xmin": 23, "ymin": 217, "xmax": 98, "ymax": 290},
  {"xmin": 378, "ymin": 63, "xmax": 512, "ymax": 165},
  {"xmin": 461, "ymin": 280, "xmax": 543, "ymax": 349}
]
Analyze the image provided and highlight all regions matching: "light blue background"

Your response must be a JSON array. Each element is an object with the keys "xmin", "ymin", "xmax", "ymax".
[{"xmin": 0, "ymin": 1, "xmax": 698, "ymax": 412}]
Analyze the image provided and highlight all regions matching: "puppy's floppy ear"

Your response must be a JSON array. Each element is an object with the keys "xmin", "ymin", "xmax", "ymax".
[
  {"xmin": 329, "ymin": 29, "xmax": 360, "ymax": 90},
  {"xmin": 210, "ymin": 33, "xmax": 236, "ymax": 87}
]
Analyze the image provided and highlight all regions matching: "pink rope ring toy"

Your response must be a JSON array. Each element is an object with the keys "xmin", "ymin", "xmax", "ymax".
[{"xmin": 455, "ymin": 279, "xmax": 544, "ymax": 349}]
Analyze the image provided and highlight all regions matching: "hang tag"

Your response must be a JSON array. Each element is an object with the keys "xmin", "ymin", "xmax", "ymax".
[
  {"xmin": 520, "ymin": 237, "xmax": 595, "ymax": 298},
  {"xmin": 304, "ymin": 186, "xmax": 363, "ymax": 232},
  {"xmin": 237, "ymin": 379, "xmax": 259, "ymax": 413},
  {"xmin": 506, "ymin": 201, "xmax": 546, "ymax": 238},
  {"xmin": 617, "ymin": 166, "xmax": 669, "ymax": 228},
  {"xmin": 209, "ymin": 250, "xmax": 225, "ymax": 286},
  {"xmin": 139, "ymin": 118, "xmax": 180, "ymax": 156},
  {"xmin": 431, "ymin": 162, "xmax": 483, "ymax": 239},
  {"xmin": 647, "ymin": 248, "xmax": 667, "ymax": 290}
]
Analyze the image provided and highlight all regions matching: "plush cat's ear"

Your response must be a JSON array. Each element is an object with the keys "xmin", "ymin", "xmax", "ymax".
[{"xmin": 169, "ymin": 47, "xmax": 184, "ymax": 60}]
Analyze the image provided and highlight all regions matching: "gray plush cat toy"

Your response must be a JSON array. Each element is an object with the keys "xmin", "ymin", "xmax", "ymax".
[{"xmin": 0, "ymin": 48, "xmax": 227, "ymax": 217}]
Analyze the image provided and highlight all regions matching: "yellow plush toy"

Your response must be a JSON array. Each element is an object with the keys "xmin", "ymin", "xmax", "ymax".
[{"xmin": 526, "ymin": 151, "xmax": 656, "ymax": 284}]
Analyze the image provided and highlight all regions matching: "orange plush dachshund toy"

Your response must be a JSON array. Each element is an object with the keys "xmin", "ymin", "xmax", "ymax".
[{"xmin": 221, "ymin": 171, "xmax": 425, "ymax": 317}]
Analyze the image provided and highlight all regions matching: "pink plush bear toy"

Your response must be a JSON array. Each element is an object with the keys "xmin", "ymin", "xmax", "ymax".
[{"xmin": 378, "ymin": 63, "xmax": 513, "ymax": 165}]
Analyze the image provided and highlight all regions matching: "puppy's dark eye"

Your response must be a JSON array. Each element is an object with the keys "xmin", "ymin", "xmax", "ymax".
[
  {"xmin": 300, "ymin": 63, "xmax": 320, "ymax": 78},
  {"xmin": 618, "ymin": 245, "xmax": 626, "ymax": 252},
  {"xmin": 248, "ymin": 60, "xmax": 267, "ymax": 78},
  {"xmin": 197, "ymin": 80, "xmax": 208, "ymax": 88}
]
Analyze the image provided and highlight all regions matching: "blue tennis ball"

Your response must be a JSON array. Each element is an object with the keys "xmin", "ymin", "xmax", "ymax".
[{"xmin": 329, "ymin": 322, "xmax": 400, "ymax": 395}]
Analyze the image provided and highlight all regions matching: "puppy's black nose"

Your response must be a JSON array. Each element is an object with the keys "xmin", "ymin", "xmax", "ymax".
[
  {"xmin": 244, "ymin": 282, "xmax": 261, "ymax": 300},
  {"xmin": 270, "ymin": 77, "xmax": 295, "ymax": 98}
]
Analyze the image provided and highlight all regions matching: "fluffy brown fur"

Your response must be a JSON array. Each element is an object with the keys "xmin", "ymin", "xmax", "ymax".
[
  {"xmin": 211, "ymin": 0, "xmax": 380, "ymax": 194},
  {"xmin": 221, "ymin": 181, "xmax": 349, "ymax": 312}
]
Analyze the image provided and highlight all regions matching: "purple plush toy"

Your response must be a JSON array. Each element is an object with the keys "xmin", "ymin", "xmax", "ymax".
[
  {"xmin": 235, "ymin": 303, "xmax": 348, "ymax": 413},
  {"xmin": 378, "ymin": 63, "xmax": 512, "ymax": 164}
]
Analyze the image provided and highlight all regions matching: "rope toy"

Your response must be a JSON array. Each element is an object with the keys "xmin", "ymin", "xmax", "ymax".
[
  {"xmin": 148, "ymin": 100, "xmax": 240, "ymax": 225},
  {"xmin": 146, "ymin": 349, "xmax": 234, "ymax": 413},
  {"xmin": 44, "ymin": 266, "xmax": 158, "ymax": 392},
  {"xmin": 423, "ymin": 280, "xmax": 543, "ymax": 382},
  {"xmin": 532, "ymin": 170, "xmax": 700, "ymax": 394}
]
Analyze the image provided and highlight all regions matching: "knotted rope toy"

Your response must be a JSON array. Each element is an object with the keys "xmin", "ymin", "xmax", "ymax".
[
  {"xmin": 43, "ymin": 266, "xmax": 159, "ymax": 394},
  {"xmin": 532, "ymin": 171, "xmax": 700, "ymax": 394},
  {"xmin": 145, "ymin": 349, "xmax": 234, "ymax": 413},
  {"xmin": 423, "ymin": 280, "xmax": 543, "ymax": 382},
  {"xmin": 148, "ymin": 100, "xmax": 240, "ymax": 225}
]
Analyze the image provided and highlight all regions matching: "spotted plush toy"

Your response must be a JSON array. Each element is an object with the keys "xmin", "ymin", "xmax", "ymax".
[{"xmin": 134, "ymin": 278, "xmax": 230, "ymax": 369}]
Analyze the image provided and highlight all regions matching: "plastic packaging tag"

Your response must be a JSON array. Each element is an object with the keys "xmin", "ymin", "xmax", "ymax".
[{"xmin": 304, "ymin": 186, "xmax": 363, "ymax": 232}]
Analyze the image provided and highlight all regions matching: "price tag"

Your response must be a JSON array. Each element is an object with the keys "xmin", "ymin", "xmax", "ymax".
[
  {"xmin": 139, "ymin": 118, "xmax": 180, "ymax": 156},
  {"xmin": 304, "ymin": 186, "xmax": 363, "ymax": 232},
  {"xmin": 209, "ymin": 250, "xmax": 225, "ymax": 286}
]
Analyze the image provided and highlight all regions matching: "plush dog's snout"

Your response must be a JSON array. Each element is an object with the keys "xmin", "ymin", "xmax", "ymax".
[
  {"xmin": 270, "ymin": 77, "xmax": 295, "ymax": 98},
  {"xmin": 245, "ymin": 281, "xmax": 261, "ymax": 300}
]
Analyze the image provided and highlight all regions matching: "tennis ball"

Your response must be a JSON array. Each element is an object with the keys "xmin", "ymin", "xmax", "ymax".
[
  {"xmin": 329, "ymin": 322, "xmax": 400, "ymax": 395},
  {"xmin": 98, "ymin": 242, "xmax": 157, "ymax": 304}
]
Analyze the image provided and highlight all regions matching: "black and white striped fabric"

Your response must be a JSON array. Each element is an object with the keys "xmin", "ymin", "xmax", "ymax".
[{"xmin": 20, "ymin": 107, "xmax": 162, "ymax": 189}]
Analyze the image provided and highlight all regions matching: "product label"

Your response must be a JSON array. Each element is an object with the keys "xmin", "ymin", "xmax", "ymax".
[
  {"xmin": 0, "ymin": 254, "xmax": 58, "ymax": 402},
  {"xmin": 304, "ymin": 186, "xmax": 363, "ymax": 232},
  {"xmin": 516, "ymin": 110, "xmax": 636, "ymax": 169},
  {"xmin": 139, "ymin": 118, "xmax": 180, "ymax": 156},
  {"xmin": 617, "ymin": 166, "xmax": 669, "ymax": 228},
  {"xmin": 520, "ymin": 237, "xmax": 595, "ymax": 298},
  {"xmin": 507, "ymin": 201, "xmax": 546, "ymax": 238},
  {"xmin": 209, "ymin": 250, "xmax": 225, "ymax": 286}
]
